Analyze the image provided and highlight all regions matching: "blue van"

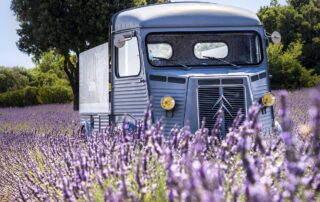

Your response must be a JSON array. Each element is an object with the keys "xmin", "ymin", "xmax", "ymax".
[{"xmin": 79, "ymin": 2, "xmax": 278, "ymax": 135}]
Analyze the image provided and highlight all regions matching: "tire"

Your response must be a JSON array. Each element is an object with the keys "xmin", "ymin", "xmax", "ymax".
[{"xmin": 274, "ymin": 121, "xmax": 282, "ymax": 135}]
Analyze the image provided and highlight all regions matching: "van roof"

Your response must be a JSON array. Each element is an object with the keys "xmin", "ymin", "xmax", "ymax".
[{"xmin": 112, "ymin": 2, "xmax": 262, "ymax": 32}]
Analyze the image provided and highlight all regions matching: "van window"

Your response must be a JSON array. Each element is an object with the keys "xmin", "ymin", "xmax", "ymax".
[
  {"xmin": 147, "ymin": 43, "xmax": 173, "ymax": 60},
  {"xmin": 194, "ymin": 42, "xmax": 228, "ymax": 59},
  {"xmin": 117, "ymin": 37, "xmax": 140, "ymax": 77},
  {"xmin": 146, "ymin": 32, "xmax": 263, "ymax": 67}
]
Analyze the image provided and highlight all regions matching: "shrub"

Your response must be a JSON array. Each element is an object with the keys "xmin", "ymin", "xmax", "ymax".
[
  {"xmin": 22, "ymin": 86, "xmax": 39, "ymax": 106},
  {"xmin": 0, "ymin": 87, "xmax": 40, "ymax": 107},
  {"xmin": 0, "ymin": 67, "xmax": 33, "ymax": 93},
  {"xmin": 268, "ymin": 41, "xmax": 320, "ymax": 89},
  {"xmin": 38, "ymin": 85, "xmax": 73, "ymax": 104},
  {"xmin": 0, "ymin": 85, "xmax": 72, "ymax": 107}
]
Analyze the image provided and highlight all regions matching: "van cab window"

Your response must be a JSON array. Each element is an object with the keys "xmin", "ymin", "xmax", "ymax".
[
  {"xmin": 146, "ymin": 32, "xmax": 262, "ymax": 67},
  {"xmin": 147, "ymin": 43, "xmax": 173, "ymax": 61},
  {"xmin": 194, "ymin": 42, "xmax": 228, "ymax": 59},
  {"xmin": 117, "ymin": 37, "xmax": 140, "ymax": 77}
]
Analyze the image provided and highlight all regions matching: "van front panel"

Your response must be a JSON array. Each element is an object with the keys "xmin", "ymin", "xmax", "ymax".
[
  {"xmin": 149, "ymin": 75, "xmax": 188, "ymax": 134},
  {"xmin": 141, "ymin": 27, "xmax": 273, "ymax": 134}
]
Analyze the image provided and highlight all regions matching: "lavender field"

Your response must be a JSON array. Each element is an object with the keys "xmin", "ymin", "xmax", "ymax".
[{"xmin": 0, "ymin": 88, "xmax": 319, "ymax": 201}]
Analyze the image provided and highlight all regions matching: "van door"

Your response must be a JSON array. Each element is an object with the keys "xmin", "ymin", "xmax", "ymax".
[{"xmin": 112, "ymin": 32, "xmax": 149, "ymax": 125}]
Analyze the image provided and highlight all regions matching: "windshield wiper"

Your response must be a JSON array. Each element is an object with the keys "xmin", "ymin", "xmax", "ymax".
[
  {"xmin": 151, "ymin": 57, "xmax": 191, "ymax": 70},
  {"xmin": 202, "ymin": 56, "xmax": 240, "ymax": 69},
  {"xmin": 151, "ymin": 56, "xmax": 169, "ymax": 61}
]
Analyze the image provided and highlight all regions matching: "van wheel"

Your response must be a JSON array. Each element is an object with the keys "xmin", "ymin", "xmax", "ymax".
[
  {"xmin": 274, "ymin": 121, "xmax": 282, "ymax": 135},
  {"xmin": 80, "ymin": 125, "xmax": 86, "ymax": 136}
]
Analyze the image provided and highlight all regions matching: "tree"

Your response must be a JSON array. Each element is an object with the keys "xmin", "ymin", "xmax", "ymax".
[
  {"xmin": 258, "ymin": 0, "xmax": 320, "ymax": 73},
  {"xmin": 267, "ymin": 41, "xmax": 319, "ymax": 89},
  {"xmin": 32, "ymin": 51, "xmax": 67, "ymax": 80},
  {"xmin": 11, "ymin": 0, "xmax": 165, "ymax": 110},
  {"xmin": 0, "ymin": 53, "xmax": 74, "ymax": 107},
  {"xmin": 288, "ymin": 0, "xmax": 311, "ymax": 9},
  {"xmin": 0, "ymin": 67, "xmax": 32, "ymax": 93}
]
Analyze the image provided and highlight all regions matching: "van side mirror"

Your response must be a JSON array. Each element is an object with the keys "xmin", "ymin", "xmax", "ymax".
[
  {"xmin": 114, "ymin": 31, "xmax": 137, "ymax": 48},
  {"xmin": 114, "ymin": 34, "xmax": 126, "ymax": 48},
  {"xmin": 271, "ymin": 31, "xmax": 281, "ymax": 44}
]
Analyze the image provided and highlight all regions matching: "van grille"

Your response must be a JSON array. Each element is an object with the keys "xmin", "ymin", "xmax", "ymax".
[{"xmin": 198, "ymin": 86, "xmax": 246, "ymax": 133}]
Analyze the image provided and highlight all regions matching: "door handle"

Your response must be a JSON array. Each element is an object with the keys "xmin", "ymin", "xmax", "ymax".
[{"xmin": 140, "ymin": 78, "xmax": 146, "ymax": 83}]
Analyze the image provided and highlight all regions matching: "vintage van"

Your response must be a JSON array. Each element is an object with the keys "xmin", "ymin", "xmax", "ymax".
[{"xmin": 79, "ymin": 2, "xmax": 279, "ymax": 135}]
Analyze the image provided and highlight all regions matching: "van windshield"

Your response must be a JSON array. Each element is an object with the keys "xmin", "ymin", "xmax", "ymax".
[{"xmin": 146, "ymin": 32, "xmax": 262, "ymax": 67}]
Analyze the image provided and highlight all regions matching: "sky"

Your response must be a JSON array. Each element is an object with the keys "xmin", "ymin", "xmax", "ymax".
[{"xmin": 0, "ymin": 0, "xmax": 286, "ymax": 69}]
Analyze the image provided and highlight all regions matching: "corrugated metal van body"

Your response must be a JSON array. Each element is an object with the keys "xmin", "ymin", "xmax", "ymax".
[
  {"xmin": 147, "ymin": 73, "xmax": 273, "ymax": 135},
  {"xmin": 184, "ymin": 76, "xmax": 252, "ymax": 134},
  {"xmin": 149, "ymin": 76, "xmax": 187, "ymax": 134},
  {"xmin": 78, "ymin": 2, "xmax": 275, "ymax": 135},
  {"xmin": 250, "ymin": 74, "xmax": 273, "ymax": 133},
  {"xmin": 113, "ymin": 77, "xmax": 149, "ymax": 122},
  {"xmin": 106, "ymin": 3, "xmax": 274, "ymax": 135},
  {"xmin": 80, "ymin": 114, "xmax": 109, "ymax": 132},
  {"xmin": 139, "ymin": 26, "xmax": 273, "ymax": 135}
]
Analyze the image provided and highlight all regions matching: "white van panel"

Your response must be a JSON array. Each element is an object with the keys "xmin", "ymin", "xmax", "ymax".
[{"xmin": 79, "ymin": 43, "xmax": 109, "ymax": 114}]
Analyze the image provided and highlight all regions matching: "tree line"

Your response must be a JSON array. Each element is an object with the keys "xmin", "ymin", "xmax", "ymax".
[
  {"xmin": 0, "ymin": 51, "xmax": 73, "ymax": 107},
  {"xmin": 1, "ymin": 0, "xmax": 319, "ymax": 108}
]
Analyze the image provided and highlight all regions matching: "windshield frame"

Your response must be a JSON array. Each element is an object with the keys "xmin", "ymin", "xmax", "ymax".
[{"xmin": 145, "ymin": 31, "xmax": 264, "ymax": 68}]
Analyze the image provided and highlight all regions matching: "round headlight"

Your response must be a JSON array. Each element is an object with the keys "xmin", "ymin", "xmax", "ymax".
[
  {"xmin": 161, "ymin": 96, "xmax": 175, "ymax": 111},
  {"xmin": 261, "ymin": 92, "xmax": 276, "ymax": 107}
]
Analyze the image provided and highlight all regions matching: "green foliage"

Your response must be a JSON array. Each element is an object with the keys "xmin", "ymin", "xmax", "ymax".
[
  {"xmin": 267, "ymin": 41, "xmax": 320, "ymax": 89},
  {"xmin": 30, "ymin": 51, "xmax": 70, "ymax": 87},
  {"xmin": 0, "ymin": 67, "xmax": 32, "ymax": 93},
  {"xmin": 91, "ymin": 157, "xmax": 167, "ymax": 202},
  {"xmin": 258, "ymin": 0, "xmax": 320, "ymax": 73},
  {"xmin": 0, "ymin": 51, "xmax": 73, "ymax": 107},
  {"xmin": 0, "ymin": 87, "xmax": 40, "ymax": 107},
  {"xmin": 288, "ymin": 0, "xmax": 311, "ymax": 9},
  {"xmin": 38, "ymin": 86, "xmax": 73, "ymax": 104},
  {"xmin": 0, "ymin": 85, "xmax": 73, "ymax": 107},
  {"xmin": 30, "ymin": 71, "xmax": 69, "ymax": 88},
  {"xmin": 32, "ymin": 51, "xmax": 67, "ymax": 80},
  {"xmin": 147, "ymin": 164, "xmax": 167, "ymax": 202}
]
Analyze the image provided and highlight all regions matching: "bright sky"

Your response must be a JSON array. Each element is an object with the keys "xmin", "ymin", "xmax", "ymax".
[
  {"xmin": 0, "ymin": 1, "xmax": 33, "ymax": 68},
  {"xmin": 0, "ymin": 0, "xmax": 286, "ymax": 69}
]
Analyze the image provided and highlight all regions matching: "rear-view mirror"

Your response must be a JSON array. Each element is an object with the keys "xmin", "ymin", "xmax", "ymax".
[
  {"xmin": 114, "ymin": 34, "xmax": 126, "ymax": 48},
  {"xmin": 114, "ymin": 31, "xmax": 136, "ymax": 48},
  {"xmin": 271, "ymin": 31, "xmax": 281, "ymax": 44}
]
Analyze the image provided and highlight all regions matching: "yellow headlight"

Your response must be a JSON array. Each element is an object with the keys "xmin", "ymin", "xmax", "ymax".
[
  {"xmin": 161, "ymin": 96, "xmax": 175, "ymax": 111},
  {"xmin": 261, "ymin": 92, "xmax": 276, "ymax": 107}
]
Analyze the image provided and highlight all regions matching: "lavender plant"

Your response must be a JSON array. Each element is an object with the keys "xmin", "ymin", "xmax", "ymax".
[{"xmin": 0, "ymin": 88, "xmax": 319, "ymax": 201}]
